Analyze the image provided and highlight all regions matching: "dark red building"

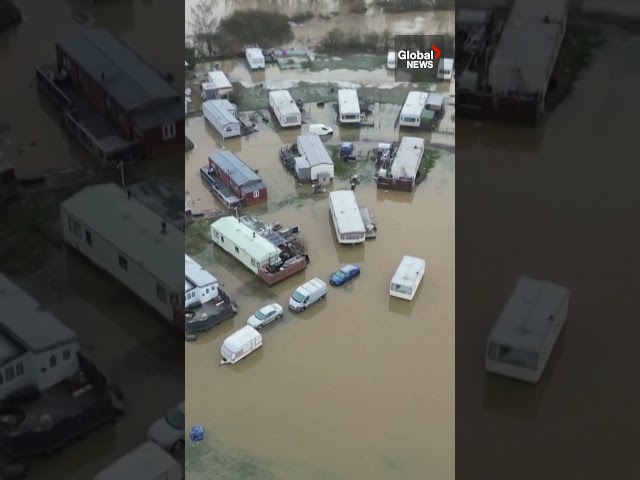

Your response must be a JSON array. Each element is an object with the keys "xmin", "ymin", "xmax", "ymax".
[
  {"xmin": 208, "ymin": 151, "xmax": 267, "ymax": 206},
  {"xmin": 55, "ymin": 28, "xmax": 184, "ymax": 159}
]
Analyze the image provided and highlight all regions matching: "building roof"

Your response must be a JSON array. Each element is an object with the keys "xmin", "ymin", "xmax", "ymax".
[
  {"xmin": 209, "ymin": 151, "xmax": 266, "ymax": 192},
  {"xmin": 488, "ymin": 0, "xmax": 567, "ymax": 95},
  {"xmin": 391, "ymin": 256, "xmax": 426, "ymax": 288},
  {"xmin": 245, "ymin": 47, "xmax": 263, "ymax": 57},
  {"xmin": 211, "ymin": 216, "xmax": 280, "ymax": 261},
  {"xmin": 329, "ymin": 190, "xmax": 366, "ymax": 235},
  {"xmin": 206, "ymin": 70, "xmax": 232, "ymax": 90},
  {"xmin": 338, "ymin": 89, "xmax": 360, "ymax": 115},
  {"xmin": 269, "ymin": 90, "xmax": 301, "ymax": 117},
  {"xmin": 297, "ymin": 134, "xmax": 334, "ymax": 168},
  {"xmin": 0, "ymin": 274, "xmax": 78, "ymax": 358},
  {"xmin": 489, "ymin": 276, "xmax": 569, "ymax": 352},
  {"xmin": 223, "ymin": 325, "xmax": 261, "ymax": 352},
  {"xmin": 56, "ymin": 28, "xmax": 181, "ymax": 114},
  {"xmin": 203, "ymin": 100, "xmax": 240, "ymax": 128},
  {"xmin": 426, "ymin": 92, "xmax": 445, "ymax": 107},
  {"xmin": 95, "ymin": 442, "xmax": 179, "ymax": 480},
  {"xmin": 390, "ymin": 137, "xmax": 424, "ymax": 179},
  {"xmin": 401, "ymin": 91, "xmax": 429, "ymax": 118},
  {"xmin": 61, "ymin": 183, "xmax": 184, "ymax": 291},
  {"xmin": 185, "ymin": 255, "xmax": 218, "ymax": 289}
]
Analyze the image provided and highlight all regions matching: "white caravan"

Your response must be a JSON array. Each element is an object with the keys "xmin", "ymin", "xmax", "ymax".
[
  {"xmin": 245, "ymin": 44, "xmax": 265, "ymax": 70},
  {"xmin": 94, "ymin": 442, "xmax": 183, "ymax": 480},
  {"xmin": 269, "ymin": 90, "xmax": 302, "ymax": 128},
  {"xmin": 437, "ymin": 58, "xmax": 454, "ymax": 80},
  {"xmin": 220, "ymin": 325, "xmax": 263, "ymax": 365},
  {"xmin": 387, "ymin": 51, "xmax": 396, "ymax": 69},
  {"xmin": 329, "ymin": 190, "xmax": 366, "ymax": 245},
  {"xmin": 184, "ymin": 254, "xmax": 219, "ymax": 308},
  {"xmin": 389, "ymin": 256, "xmax": 426, "ymax": 301},
  {"xmin": 485, "ymin": 276, "xmax": 570, "ymax": 384},
  {"xmin": 289, "ymin": 278, "xmax": 327, "ymax": 312},
  {"xmin": 337, "ymin": 89, "xmax": 361, "ymax": 124},
  {"xmin": 399, "ymin": 91, "xmax": 429, "ymax": 127}
]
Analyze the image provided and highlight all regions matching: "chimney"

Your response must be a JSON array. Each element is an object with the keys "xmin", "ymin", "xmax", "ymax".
[{"xmin": 161, "ymin": 221, "xmax": 167, "ymax": 233}]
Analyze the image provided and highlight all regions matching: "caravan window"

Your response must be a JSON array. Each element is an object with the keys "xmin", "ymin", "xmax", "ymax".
[
  {"xmin": 488, "ymin": 342, "xmax": 538, "ymax": 370},
  {"xmin": 85, "ymin": 230, "xmax": 92, "ymax": 245},
  {"xmin": 68, "ymin": 217, "xmax": 81, "ymax": 236},
  {"xmin": 235, "ymin": 246, "xmax": 240, "ymax": 253},
  {"xmin": 170, "ymin": 293, "xmax": 180, "ymax": 307},
  {"xmin": 214, "ymin": 231, "xmax": 220, "ymax": 239},
  {"xmin": 391, "ymin": 283, "xmax": 412, "ymax": 295},
  {"xmin": 119, "ymin": 255, "xmax": 128, "ymax": 271},
  {"xmin": 157, "ymin": 284, "xmax": 167, "ymax": 302},
  {"xmin": 5, "ymin": 366, "xmax": 14, "ymax": 382}
]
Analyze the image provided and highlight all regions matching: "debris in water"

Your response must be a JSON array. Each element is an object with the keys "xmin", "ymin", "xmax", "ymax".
[{"xmin": 190, "ymin": 425, "xmax": 205, "ymax": 443}]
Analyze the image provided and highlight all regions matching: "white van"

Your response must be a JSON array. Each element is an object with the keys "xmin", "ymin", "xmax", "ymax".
[
  {"xmin": 387, "ymin": 51, "xmax": 396, "ymax": 69},
  {"xmin": 289, "ymin": 278, "xmax": 327, "ymax": 312},
  {"xmin": 220, "ymin": 325, "xmax": 263, "ymax": 365},
  {"xmin": 486, "ymin": 276, "xmax": 570, "ymax": 384},
  {"xmin": 94, "ymin": 442, "xmax": 183, "ymax": 480},
  {"xmin": 389, "ymin": 256, "xmax": 426, "ymax": 301},
  {"xmin": 308, "ymin": 124, "xmax": 333, "ymax": 136}
]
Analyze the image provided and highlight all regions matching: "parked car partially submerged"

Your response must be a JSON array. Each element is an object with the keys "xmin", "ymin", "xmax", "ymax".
[
  {"xmin": 330, "ymin": 264, "xmax": 361, "ymax": 286},
  {"xmin": 247, "ymin": 303, "xmax": 284, "ymax": 329}
]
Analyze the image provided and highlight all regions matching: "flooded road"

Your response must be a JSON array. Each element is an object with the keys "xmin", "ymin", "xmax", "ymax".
[{"xmin": 456, "ymin": 28, "xmax": 640, "ymax": 478}]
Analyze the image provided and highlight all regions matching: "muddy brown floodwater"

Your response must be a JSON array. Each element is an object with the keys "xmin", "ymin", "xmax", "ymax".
[{"xmin": 185, "ymin": 58, "xmax": 455, "ymax": 480}]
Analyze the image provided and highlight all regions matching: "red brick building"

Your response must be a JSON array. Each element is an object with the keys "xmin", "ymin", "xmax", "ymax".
[
  {"xmin": 55, "ymin": 28, "xmax": 184, "ymax": 159},
  {"xmin": 208, "ymin": 151, "xmax": 267, "ymax": 206}
]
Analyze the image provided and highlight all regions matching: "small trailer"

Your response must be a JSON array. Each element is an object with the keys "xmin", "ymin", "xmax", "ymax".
[
  {"xmin": 337, "ymin": 89, "xmax": 361, "ymax": 124},
  {"xmin": 245, "ymin": 44, "xmax": 265, "ymax": 70},
  {"xmin": 220, "ymin": 325, "xmax": 263, "ymax": 365},
  {"xmin": 269, "ymin": 90, "xmax": 302, "ymax": 128},
  {"xmin": 390, "ymin": 256, "xmax": 426, "ymax": 301},
  {"xmin": 399, "ymin": 91, "xmax": 429, "ymax": 127},
  {"xmin": 203, "ymin": 100, "xmax": 241, "ymax": 139},
  {"xmin": 201, "ymin": 70, "xmax": 233, "ymax": 101}
]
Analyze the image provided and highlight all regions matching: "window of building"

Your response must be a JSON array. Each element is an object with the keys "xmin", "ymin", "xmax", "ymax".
[
  {"xmin": 235, "ymin": 246, "xmax": 240, "ymax": 253},
  {"xmin": 63, "ymin": 349, "xmax": 71, "ymax": 360},
  {"xmin": 157, "ymin": 284, "xmax": 167, "ymax": 303},
  {"xmin": 85, "ymin": 230, "xmax": 92, "ymax": 245},
  {"xmin": 5, "ymin": 366, "xmax": 14, "ymax": 382},
  {"xmin": 162, "ymin": 123, "xmax": 177, "ymax": 140},
  {"xmin": 214, "ymin": 231, "xmax": 220, "ymax": 239},
  {"xmin": 50, "ymin": 355, "xmax": 57, "ymax": 367},
  {"xmin": 253, "ymin": 191, "xmax": 260, "ymax": 199},
  {"xmin": 119, "ymin": 255, "xmax": 128, "ymax": 271},
  {"xmin": 221, "ymin": 236, "xmax": 225, "ymax": 243},
  {"xmin": 251, "ymin": 259, "xmax": 256, "ymax": 266},
  {"xmin": 68, "ymin": 217, "xmax": 81, "ymax": 236},
  {"xmin": 15, "ymin": 362, "xmax": 24, "ymax": 376}
]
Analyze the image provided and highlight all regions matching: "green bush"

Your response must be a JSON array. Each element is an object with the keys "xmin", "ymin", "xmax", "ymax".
[{"xmin": 215, "ymin": 10, "xmax": 294, "ymax": 51}]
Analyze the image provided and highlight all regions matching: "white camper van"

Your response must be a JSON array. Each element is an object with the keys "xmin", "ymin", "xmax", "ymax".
[
  {"xmin": 220, "ymin": 325, "xmax": 263, "ymax": 365},
  {"xmin": 245, "ymin": 44, "xmax": 265, "ymax": 70},
  {"xmin": 289, "ymin": 278, "xmax": 327, "ymax": 312},
  {"xmin": 485, "ymin": 276, "xmax": 570, "ymax": 384},
  {"xmin": 389, "ymin": 256, "xmax": 426, "ymax": 301},
  {"xmin": 437, "ymin": 58, "xmax": 454, "ymax": 80},
  {"xmin": 94, "ymin": 442, "xmax": 183, "ymax": 480},
  {"xmin": 387, "ymin": 51, "xmax": 396, "ymax": 69}
]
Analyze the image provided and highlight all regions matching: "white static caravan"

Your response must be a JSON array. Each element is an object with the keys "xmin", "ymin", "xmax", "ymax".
[
  {"xmin": 202, "ymin": 70, "xmax": 233, "ymax": 101},
  {"xmin": 184, "ymin": 255, "xmax": 219, "ymax": 308},
  {"xmin": 295, "ymin": 134, "xmax": 335, "ymax": 182},
  {"xmin": 486, "ymin": 276, "xmax": 570, "ymax": 384},
  {"xmin": 337, "ymin": 89, "xmax": 361, "ymax": 124},
  {"xmin": 269, "ymin": 90, "xmax": 301, "ymax": 128},
  {"xmin": 220, "ymin": 325, "xmax": 262, "ymax": 365},
  {"xmin": 389, "ymin": 256, "xmax": 426, "ymax": 301},
  {"xmin": 0, "ymin": 274, "xmax": 80, "ymax": 402},
  {"xmin": 60, "ymin": 184, "xmax": 184, "ymax": 326},
  {"xmin": 94, "ymin": 442, "xmax": 183, "ymax": 480},
  {"xmin": 210, "ymin": 216, "xmax": 280, "ymax": 275},
  {"xmin": 437, "ymin": 58, "xmax": 454, "ymax": 80},
  {"xmin": 399, "ymin": 91, "xmax": 429, "ymax": 127},
  {"xmin": 245, "ymin": 45, "xmax": 265, "ymax": 70},
  {"xmin": 425, "ymin": 92, "xmax": 445, "ymax": 112},
  {"xmin": 329, "ymin": 190, "xmax": 366, "ymax": 245},
  {"xmin": 390, "ymin": 136, "xmax": 425, "ymax": 183},
  {"xmin": 203, "ymin": 99, "xmax": 241, "ymax": 139},
  {"xmin": 387, "ymin": 51, "xmax": 396, "ymax": 69}
]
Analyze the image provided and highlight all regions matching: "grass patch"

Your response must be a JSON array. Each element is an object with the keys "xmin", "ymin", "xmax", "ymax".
[
  {"xmin": 546, "ymin": 23, "xmax": 605, "ymax": 112},
  {"xmin": 375, "ymin": 0, "xmax": 454, "ymax": 12},
  {"xmin": 308, "ymin": 54, "xmax": 385, "ymax": 72},
  {"xmin": 289, "ymin": 11, "xmax": 315, "ymax": 23},
  {"xmin": 416, "ymin": 149, "xmax": 439, "ymax": 185},
  {"xmin": 186, "ymin": 219, "xmax": 211, "ymax": 255}
]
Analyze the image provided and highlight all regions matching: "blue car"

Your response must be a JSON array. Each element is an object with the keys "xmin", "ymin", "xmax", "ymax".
[{"xmin": 330, "ymin": 264, "xmax": 360, "ymax": 286}]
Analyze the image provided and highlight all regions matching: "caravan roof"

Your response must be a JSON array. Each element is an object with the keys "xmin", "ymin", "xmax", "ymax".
[
  {"xmin": 206, "ymin": 71, "xmax": 232, "ymax": 90},
  {"xmin": 269, "ymin": 90, "xmax": 301, "ymax": 117},
  {"xmin": 211, "ymin": 216, "xmax": 280, "ymax": 261},
  {"xmin": 94, "ymin": 442, "xmax": 180, "ymax": 480},
  {"xmin": 489, "ymin": 276, "xmax": 569, "ymax": 352},
  {"xmin": 329, "ymin": 190, "xmax": 366, "ymax": 234},
  {"xmin": 401, "ymin": 91, "xmax": 429, "ymax": 118},
  {"xmin": 338, "ymin": 89, "xmax": 360, "ymax": 115},
  {"xmin": 391, "ymin": 256, "xmax": 426, "ymax": 288},
  {"xmin": 390, "ymin": 137, "xmax": 424, "ymax": 179},
  {"xmin": 203, "ymin": 100, "xmax": 239, "ymax": 127},
  {"xmin": 61, "ymin": 184, "xmax": 184, "ymax": 291},
  {"xmin": 297, "ymin": 134, "xmax": 333, "ymax": 168},
  {"xmin": 208, "ymin": 151, "xmax": 265, "ymax": 191},
  {"xmin": 184, "ymin": 255, "xmax": 218, "ymax": 290},
  {"xmin": 223, "ymin": 325, "xmax": 261, "ymax": 352}
]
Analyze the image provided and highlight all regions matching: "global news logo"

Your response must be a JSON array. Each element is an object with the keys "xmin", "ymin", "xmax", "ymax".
[
  {"xmin": 394, "ymin": 34, "xmax": 446, "ymax": 82},
  {"xmin": 398, "ymin": 45, "xmax": 441, "ymax": 70}
]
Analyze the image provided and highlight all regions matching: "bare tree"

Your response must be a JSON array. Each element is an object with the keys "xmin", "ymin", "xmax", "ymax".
[{"xmin": 189, "ymin": 0, "xmax": 217, "ymax": 56}]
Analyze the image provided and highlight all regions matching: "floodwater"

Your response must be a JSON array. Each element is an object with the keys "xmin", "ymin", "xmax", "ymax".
[
  {"xmin": 456, "ymin": 28, "xmax": 640, "ymax": 478},
  {"xmin": 186, "ymin": 65, "xmax": 455, "ymax": 480},
  {"xmin": 1, "ymin": 1, "xmax": 184, "ymax": 478}
]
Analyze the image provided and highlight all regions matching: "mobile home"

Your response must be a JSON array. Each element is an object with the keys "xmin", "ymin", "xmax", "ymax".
[
  {"xmin": 210, "ymin": 216, "xmax": 280, "ymax": 274},
  {"xmin": 437, "ymin": 58, "xmax": 454, "ymax": 80},
  {"xmin": 207, "ymin": 150, "xmax": 268, "ymax": 205},
  {"xmin": 0, "ymin": 274, "xmax": 80, "ymax": 401},
  {"xmin": 220, "ymin": 325, "xmax": 263, "ymax": 365},
  {"xmin": 245, "ymin": 44, "xmax": 265, "ymax": 70},
  {"xmin": 94, "ymin": 442, "xmax": 183, "ymax": 480},
  {"xmin": 399, "ymin": 91, "xmax": 429, "ymax": 127},
  {"xmin": 295, "ymin": 134, "xmax": 335, "ymax": 182},
  {"xmin": 60, "ymin": 183, "xmax": 185, "ymax": 328},
  {"xmin": 485, "ymin": 276, "xmax": 570, "ymax": 384},
  {"xmin": 337, "ymin": 89, "xmax": 361, "ymax": 124},
  {"xmin": 184, "ymin": 255, "xmax": 219, "ymax": 308},
  {"xmin": 201, "ymin": 70, "xmax": 233, "ymax": 100},
  {"xmin": 389, "ymin": 256, "xmax": 426, "ymax": 301},
  {"xmin": 203, "ymin": 99, "xmax": 241, "ymax": 139},
  {"xmin": 269, "ymin": 90, "xmax": 302, "ymax": 128},
  {"xmin": 387, "ymin": 51, "xmax": 396, "ymax": 69},
  {"xmin": 329, "ymin": 190, "xmax": 366, "ymax": 245},
  {"xmin": 425, "ymin": 92, "xmax": 445, "ymax": 112},
  {"xmin": 392, "ymin": 137, "xmax": 424, "ymax": 182}
]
